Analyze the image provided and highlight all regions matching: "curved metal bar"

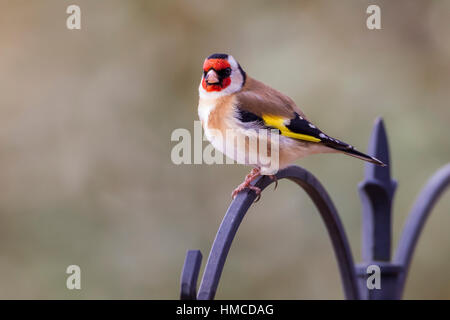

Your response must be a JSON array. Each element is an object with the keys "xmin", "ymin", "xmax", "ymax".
[
  {"xmin": 195, "ymin": 165, "xmax": 360, "ymax": 300},
  {"xmin": 393, "ymin": 163, "xmax": 450, "ymax": 297},
  {"xmin": 180, "ymin": 250, "xmax": 202, "ymax": 300}
]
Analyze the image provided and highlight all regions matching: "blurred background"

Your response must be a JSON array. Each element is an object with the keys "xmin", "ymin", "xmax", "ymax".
[{"xmin": 0, "ymin": 0, "xmax": 449, "ymax": 299}]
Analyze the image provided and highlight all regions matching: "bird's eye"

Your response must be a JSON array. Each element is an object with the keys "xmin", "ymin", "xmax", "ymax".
[{"xmin": 220, "ymin": 68, "xmax": 231, "ymax": 78}]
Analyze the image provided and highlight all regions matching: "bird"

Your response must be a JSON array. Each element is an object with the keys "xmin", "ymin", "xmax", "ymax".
[{"xmin": 197, "ymin": 53, "xmax": 385, "ymax": 200}]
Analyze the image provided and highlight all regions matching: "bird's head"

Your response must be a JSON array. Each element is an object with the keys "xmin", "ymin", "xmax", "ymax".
[{"xmin": 199, "ymin": 53, "xmax": 246, "ymax": 98}]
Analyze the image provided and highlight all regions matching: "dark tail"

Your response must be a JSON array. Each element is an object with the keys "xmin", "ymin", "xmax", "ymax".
[
  {"xmin": 338, "ymin": 147, "xmax": 386, "ymax": 166},
  {"xmin": 322, "ymin": 136, "xmax": 386, "ymax": 167}
]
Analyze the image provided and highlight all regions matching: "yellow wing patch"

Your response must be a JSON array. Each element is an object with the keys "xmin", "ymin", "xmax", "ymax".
[{"xmin": 262, "ymin": 114, "xmax": 321, "ymax": 143}]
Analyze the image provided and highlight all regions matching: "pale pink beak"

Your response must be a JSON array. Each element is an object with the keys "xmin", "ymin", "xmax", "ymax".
[{"xmin": 205, "ymin": 69, "xmax": 219, "ymax": 84}]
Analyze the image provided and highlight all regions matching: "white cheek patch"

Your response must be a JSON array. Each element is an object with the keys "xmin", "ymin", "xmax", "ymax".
[
  {"xmin": 227, "ymin": 55, "xmax": 239, "ymax": 70},
  {"xmin": 226, "ymin": 55, "xmax": 244, "ymax": 92}
]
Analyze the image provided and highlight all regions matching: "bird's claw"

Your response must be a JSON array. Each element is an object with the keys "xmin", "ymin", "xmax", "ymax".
[
  {"xmin": 231, "ymin": 169, "xmax": 280, "ymax": 202},
  {"xmin": 269, "ymin": 175, "xmax": 278, "ymax": 190},
  {"xmin": 231, "ymin": 184, "xmax": 261, "ymax": 201},
  {"xmin": 254, "ymin": 192, "xmax": 261, "ymax": 203},
  {"xmin": 231, "ymin": 168, "xmax": 262, "ymax": 202}
]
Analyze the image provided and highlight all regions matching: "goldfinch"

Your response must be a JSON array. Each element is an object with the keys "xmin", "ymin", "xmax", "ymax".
[{"xmin": 198, "ymin": 53, "xmax": 385, "ymax": 199}]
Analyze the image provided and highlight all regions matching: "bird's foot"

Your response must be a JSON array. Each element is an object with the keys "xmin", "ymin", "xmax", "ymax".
[
  {"xmin": 268, "ymin": 174, "xmax": 278, "ymax": 190},
  {"xmin": 231, "ymin": 168, "xmax": 262, "ymax": 200}
]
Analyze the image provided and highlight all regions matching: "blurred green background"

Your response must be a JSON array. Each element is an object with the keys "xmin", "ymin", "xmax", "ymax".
[{"xmin": 0, "ymin": 0, "xmax": 449, "ymax": 299}]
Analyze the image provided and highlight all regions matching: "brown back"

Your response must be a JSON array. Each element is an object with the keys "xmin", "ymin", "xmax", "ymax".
[{"xmin": 234, "ymin": 77, "xmax": 306, "ymax": 119}]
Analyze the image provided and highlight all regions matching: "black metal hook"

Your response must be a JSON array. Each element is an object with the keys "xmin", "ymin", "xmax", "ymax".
[{"xmin": 180, "ymin": 166, "xmax": 359, "ymax": 300}]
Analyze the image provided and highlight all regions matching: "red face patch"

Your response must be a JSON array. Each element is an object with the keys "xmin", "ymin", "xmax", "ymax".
[
  {"xmin": 203, "ymin": 59, "xmax": 231, "ymax": 72},
  {"xmin": 202, "ymin": 58, "xmax": 232, "ymax": 92}
]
